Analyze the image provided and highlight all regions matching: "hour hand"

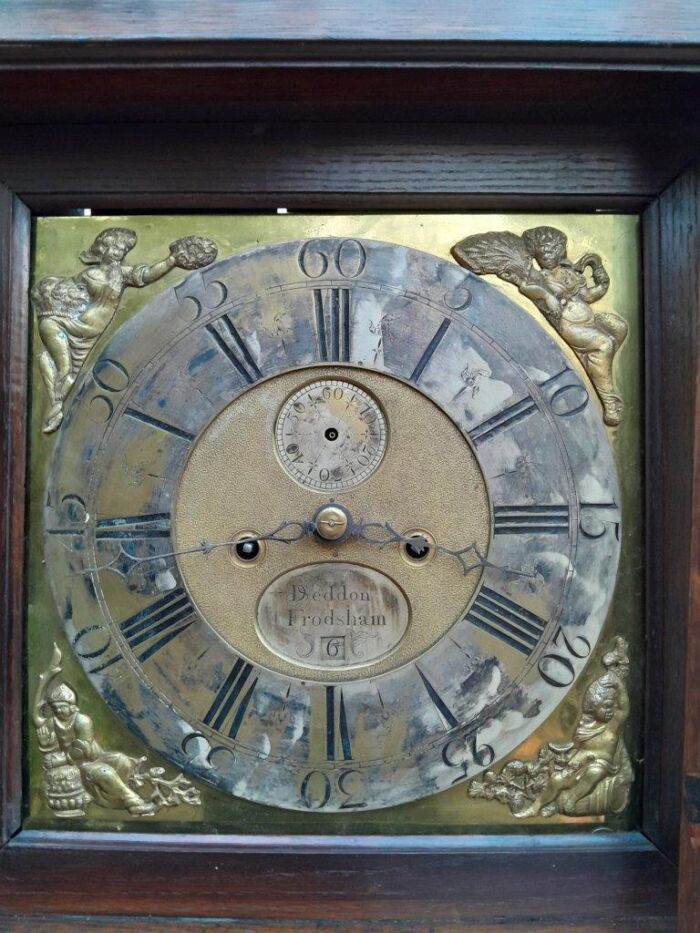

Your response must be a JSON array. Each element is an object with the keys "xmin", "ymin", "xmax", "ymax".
[{"xmin": 310, "ymin": 503, "xmax": 487, "ymax": 576}]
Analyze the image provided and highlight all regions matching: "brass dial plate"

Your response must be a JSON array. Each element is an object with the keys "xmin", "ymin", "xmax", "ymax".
[{"xmin": 42, "ymin": 236, "xmax": 622, "ymax": 812}]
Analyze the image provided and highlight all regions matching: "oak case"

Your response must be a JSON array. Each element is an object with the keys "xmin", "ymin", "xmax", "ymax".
[{"xmin": 0, "ymin": 4, "xmax": 699, "ymax": 930}]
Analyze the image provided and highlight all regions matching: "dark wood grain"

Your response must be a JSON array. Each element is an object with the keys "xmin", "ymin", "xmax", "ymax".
[
  {"xmin": 1, "ymin": 7, "xmax": 700, "ymax": 926},
  {"xmin": 0, "ymin": 918, "xmax": 679, "ymax": 933},
  {"xmin": 0, "ymin": 185, "xmax": 30, "ymax": 846},
  {"xmin": 671, "ymin": 169, "xmax": 700, "ymax": 931},
  {"xmin": 0, "ymin": 831, "xmax": 677, "ymax": 929},
  {"xmin": 642, "ymin": 166, "xmax": 700, "ymax": 873},
  {"xmin": 1, "ymin": 122, "xmax": 698, "ymax": 214},
  {"xmin": 3, "ymin": 66, "xmax": 700, "ymax": 126}
]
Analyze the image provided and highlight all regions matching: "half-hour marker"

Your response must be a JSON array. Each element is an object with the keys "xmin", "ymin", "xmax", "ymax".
[
  {"xmin": 410, "ymin": 318, "xmax": 451, "ymax": 383},
  {"xmin": 95, "ymin": 512, "xmax": 171, "ymax": 540},
  {"xmin": 124, "ymin": 408, "xmax": 195, "ymax": 442},
  {"xmin": 203, "ymin": 658, "xmax": 258, "ymax": 739},
  {"xmin": 325, "ymin": 686, "xmax": 353, "ymax": 761},
  {"xmin": 466, "ymin": 587, "xmax": 546, "ymax": 655},
  {"xmin": 313, "ymin": 288, "xmax": 351, "ymax": 362},
  {"xmin": 206, "ymin": 315, "xmax": 262, "ymax": 384},
  {"xmin": 493, "ymin": 504, "xmax": 569, "ymax": 535},
  {"xmin": 416, "ymin": 667, "xmax": 459, "ymax": 729},
  {"xmin": 468, "ymin": 395, "xmax": 537, "ymax": 444},
  {"xmin": 119, "ymin": 587, "xmax": 196, "ymax": 663}
]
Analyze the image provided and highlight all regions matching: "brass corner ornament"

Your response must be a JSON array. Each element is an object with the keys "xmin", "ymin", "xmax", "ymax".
[
  {"xmin": 468, "ymin": 636, "xmax": 633, "ymax": 818},
  {"xmin": 33, "ymin": 644, "xmax": 201, "ymax": 818},
  {"xmin": 451, "ymin": 227, "xmax": 627, "ymax": 427},
  {"xmin": 33, "ymin": 227, "xmax": 217, "ymax": 434}
]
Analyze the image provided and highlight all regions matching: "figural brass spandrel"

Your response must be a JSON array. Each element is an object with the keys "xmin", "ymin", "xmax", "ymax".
[
  {"xmin": 34, "ymin": 644, "xmax": 201, "ymax": 818},
  {"xmin": 33, "ymin": 227, "xmax": 217, "ymax": 433},
  {"xmin": 468, "ymin": 637, "xmax": 633, "ymax": 818},
  {"xmin": 452, "ymin": 226, "xmax": 627, "ymax": 426}
]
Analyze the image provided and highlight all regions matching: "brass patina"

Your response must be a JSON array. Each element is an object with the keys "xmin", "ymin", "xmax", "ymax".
[
  {"xmin": 26, "ymin": 213, "xmax": 642, "ymax": 833},
  {"xmin": 468, "ymin": 636, "xmax": 633, "ymax": 818}
]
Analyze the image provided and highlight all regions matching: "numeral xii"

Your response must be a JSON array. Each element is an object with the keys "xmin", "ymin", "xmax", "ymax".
[{"xmin": 313, "ymin": 288, "xmax": 351, "ymax": 362}]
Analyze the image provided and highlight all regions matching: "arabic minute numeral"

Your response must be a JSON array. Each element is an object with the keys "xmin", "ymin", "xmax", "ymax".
[
  {"xmin": 538, "ymin": 625, "xmax": 592, "ymax": 688},
  {"xmin": 300, "ymin": 768, "xmax": 366, "ymax": 810},
  {"xmin": 89, "ymin": 356, "xmax": 130, "ymax": 422},
  {"xmin": 442, "ymin": 732, "xmax": 495, "ymax": 785},
  {"xmin": 538, "ymin": 366, "xmax": 590, "ymax": 417},
  {"xmin": 579, "ymin": 501, "xmax": 621, "ymax": 540},
  {"xmin": 298, "ymin": 238, "xmax": 367, "ymax": 279}
]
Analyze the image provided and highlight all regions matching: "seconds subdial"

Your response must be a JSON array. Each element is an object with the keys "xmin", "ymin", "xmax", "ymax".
[{"xmin": 275, "ymin": 379, "xmax": 387, "ymax": 491}]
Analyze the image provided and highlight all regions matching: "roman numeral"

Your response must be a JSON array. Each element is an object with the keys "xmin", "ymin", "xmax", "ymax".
[
  {"xmin": 416, "ymin": 667, "xmax": 459, "ymax": 729},
  {"xmin": 493, "ymin": 504, "xmax": 569, "ymax": 535},
  {"xmin": 468, "ymin": 395, "xmax": 538, "ymax": 444},
  {"xmin": 119, "ymin": 587, "xmax": 196, "ymax": 663},
  {"xmin": 95, "ymin": 512, "xmax": 171, "ymax": 540},
  {"xmin": 206, "ymin": 315, "xmax": 262, "ymax": 384},
  {"xmin": 124, "ymin": 408, "xmax": 195, "ymax": 442},
  {"xmin": 203, "ymin": 658, "xmax": 258, "ymax": 739},
  {"xmin": 410, "ymin": 318, "xmax": 451, "ymax": 382},
  {"xmin": 325, "ymin": 686, "xmax": 353, "ymax": 761},
  {"xmin": 466, "ymin": 587, "xmax": 547, "ymax": 656},
  {"xmin": 313, "ymin": 288, "xmax": 351, "ymax": 361}
]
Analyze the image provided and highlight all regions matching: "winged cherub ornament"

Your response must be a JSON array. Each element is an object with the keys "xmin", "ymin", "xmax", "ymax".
[{"xmin": 452, "ymin": 226, "xmax": 627, "ymax": 426}]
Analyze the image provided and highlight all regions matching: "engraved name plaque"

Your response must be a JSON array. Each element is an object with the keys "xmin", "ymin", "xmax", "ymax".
[{"xmin": 256, "ymin": 563, "xmax": 410, "ymax": 670}]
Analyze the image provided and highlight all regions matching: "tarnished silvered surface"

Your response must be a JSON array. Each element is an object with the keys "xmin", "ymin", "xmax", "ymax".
[{"xmin": 26, "ymin": 214, "xmax": 642, "ymax": 833}]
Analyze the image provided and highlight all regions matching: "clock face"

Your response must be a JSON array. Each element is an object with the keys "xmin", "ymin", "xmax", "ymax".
[{"xmin": 44, "ymin": 237, "xmax": 620, "ymax": 812}]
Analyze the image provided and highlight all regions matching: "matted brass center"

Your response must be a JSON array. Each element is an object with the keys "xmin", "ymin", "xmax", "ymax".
[{"xmin": 173, "ymin": 366, "xmax": 491, "ymax": 682}]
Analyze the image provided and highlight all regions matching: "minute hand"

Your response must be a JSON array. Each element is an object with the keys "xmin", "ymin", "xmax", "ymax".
[{"xmin": 349, "ymin": 519, "xmax": 488, "ymax": 576}]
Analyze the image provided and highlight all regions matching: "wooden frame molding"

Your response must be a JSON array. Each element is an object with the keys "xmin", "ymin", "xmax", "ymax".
[{"xmin": 0, "ymin": 8, "xmax": 699, "ymax": 930}]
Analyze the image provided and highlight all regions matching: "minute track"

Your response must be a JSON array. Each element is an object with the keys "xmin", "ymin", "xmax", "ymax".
[{"xmin": 45, "ymin": 235, "xmax": 620, "ymax": 812}]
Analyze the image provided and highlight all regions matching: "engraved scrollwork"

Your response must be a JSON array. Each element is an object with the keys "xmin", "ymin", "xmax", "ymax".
[
  {"xmin": 451, "ymin": 227, "xmax": 627, "ymax": 426},
  {"xmin": 34, "ymin": 644, "xmax": 201, "ymax": 818},
  {"xmin": 467, "ymin": 636, "xmax": 634, "ymax": 817},
  {"xmin": 33, "ymin": 227, "xmax": 217, "ymax": 434}
]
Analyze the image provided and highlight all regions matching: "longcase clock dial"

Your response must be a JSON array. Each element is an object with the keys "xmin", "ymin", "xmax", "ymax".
[{"xmin": 44, "ymin": 238, "xmax": 620, "ymax": 811}]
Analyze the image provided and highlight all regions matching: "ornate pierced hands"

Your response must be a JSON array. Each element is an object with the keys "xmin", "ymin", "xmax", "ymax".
[
  {"xmin": 188, "ymin": 503, "xmax": 490, "ymax": 576},
  {"xmin": 72, "ymin": 502, "xmax": 492, "ymax": 580}
]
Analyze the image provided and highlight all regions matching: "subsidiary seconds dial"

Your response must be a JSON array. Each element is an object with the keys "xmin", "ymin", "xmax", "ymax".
[{"xmin": 275, "ymin": 379, "xmax": 387, "ymax": 491}]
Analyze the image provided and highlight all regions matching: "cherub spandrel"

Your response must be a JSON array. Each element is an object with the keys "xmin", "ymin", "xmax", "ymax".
[
  {"xmin": 468, "ymin": 637, "xmax": 633, "ymax": 819},
  {"xmin": 452, "ymin": 226, "xmax": 627, "ymax": 426},
  {"xmin": 33, "ymin": 227, "xmax": 217, "ymax": 433}
]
